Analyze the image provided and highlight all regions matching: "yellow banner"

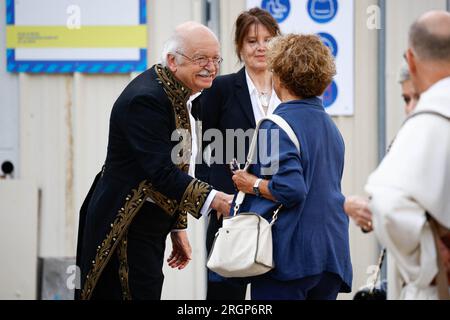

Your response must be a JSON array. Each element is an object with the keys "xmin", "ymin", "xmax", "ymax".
[{"xmin": 6, "ymin": 26, "xmax": 147, "ymax": 48}]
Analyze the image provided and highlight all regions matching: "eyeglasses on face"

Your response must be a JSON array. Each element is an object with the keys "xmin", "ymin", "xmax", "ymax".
[{"xmin": 175, "ymin": 50, "xmax": 223, "ymax": 67}]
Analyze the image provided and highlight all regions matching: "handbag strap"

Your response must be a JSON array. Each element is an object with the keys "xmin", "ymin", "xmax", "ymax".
[
  {"xmin": 243, "ymin": 114, "xmax": 300, "ymax": 171},
  {"xmin": 388, "ymin": 111, "xmax": 450, "ymax": 153},
  {"xmin": 233, "ymin": 114, "xmax": 300, "ymax": 219}
]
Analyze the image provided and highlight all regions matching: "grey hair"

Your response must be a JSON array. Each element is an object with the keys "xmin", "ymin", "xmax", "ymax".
[
  {"xmin": 397, "ymin": 61, "xmax": 411, "ymax": 84},
  {"xmin": 160, "ymin": 34, "xmax": 185, "ymax": 67},
  {"xmin": 409, "ymin": 18, "xmax": 450, "ymax": 61}
]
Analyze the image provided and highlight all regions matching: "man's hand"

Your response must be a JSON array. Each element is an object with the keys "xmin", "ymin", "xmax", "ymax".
[
  {"xmin": 232, "ymin": 170, "xmax": 258, "ymax": 194},
  {"xmin": 344, "ymin": 195, "xmax": 373, "ymax": 232},
  {"xmin": 167, "ymin": 231, "xmax": 192, "ymax": 270},
  {"xmin": 211, "ymin": 192, "xmax": 233, "ymax": 220}
]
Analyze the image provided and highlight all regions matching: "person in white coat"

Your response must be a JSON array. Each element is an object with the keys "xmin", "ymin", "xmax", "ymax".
[
  {"xmin": 344, "ymin": 62, "xmax": 419, "ymax": 234},
  {"xmin": 365, "ymin": 10, "xmax": 450, "ymax": 300},
  {"xmin": 345, "ymin": 62, "xmax": 421, "ymax": 300}
]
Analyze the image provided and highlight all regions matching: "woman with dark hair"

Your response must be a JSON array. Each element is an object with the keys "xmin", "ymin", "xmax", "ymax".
[
  {"xmin": 196, "ymin": 7, "xmax": 281, "ymax": 300},
  {"xmin": 232, "ymin": 34, "xmax": 352, "ymax": 300}
]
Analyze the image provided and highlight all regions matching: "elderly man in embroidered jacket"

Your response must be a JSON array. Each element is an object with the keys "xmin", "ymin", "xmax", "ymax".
[
  {"xmin": 75, "ymin": 22, "xmax": 232, "ymax": 300},
  {"xmin": 365, "ymin": 11, "xmax": 450, "ymax": 299}
]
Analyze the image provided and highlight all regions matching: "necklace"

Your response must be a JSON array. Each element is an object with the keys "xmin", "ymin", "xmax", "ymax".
[
  {"xmin": 258, "ymin": 91, "xmax": 271, "ymax": 114},
  {"xmin": 259, "ymin": 91, "xmax": 270, "ymax": 106}
]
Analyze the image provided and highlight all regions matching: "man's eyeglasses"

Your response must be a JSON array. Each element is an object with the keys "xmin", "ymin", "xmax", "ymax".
[{"xmin": 175, "ymin": 50, "xmax": 223, "ymax": 67}]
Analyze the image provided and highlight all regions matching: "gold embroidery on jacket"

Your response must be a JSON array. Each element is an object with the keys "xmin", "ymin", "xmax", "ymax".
[
  {"xmin": 146, "ymin": 187, "xmax": 178, "ymax": 216},
  {"xmin": 117, "ymin": 231, "xmax": 132, "ymax": 300},
  {"xmin": 174, "ymin": 212, "xmax": 189, "ymax": 230},
  {"xmin": 180, "ymin": 179, "xmax": 213, "ymax": 220},
  {"xmin": 155, "ymin": 64, "xmax": 192, "ymax": 172},
  {"xmin": 174, "ymin": 179, "xmax": 213, "ymax": 229},
  {"xmin": 155, "ymin": 64, "xmax": 197, "ymax": 228},
  {"xmin": 81, "ymin": 66, "xmax": 214, "ymax": 299},
  {"xmin": 114, "ymin": 65, "xmax": 192, "ymax": 217},
  {"xmin": 81, "ymin": 180, "xmax": 151, "ymax": 300}
]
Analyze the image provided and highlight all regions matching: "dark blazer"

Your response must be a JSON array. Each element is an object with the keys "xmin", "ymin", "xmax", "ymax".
[
  {"xmin": 76, "ymin": 65, "xmax": 212, "ymax": 299},
  {"xmin": 237, "ymin": 98, "xmax": 353, "ymax": 292},
  {"xmin": 196, "ymin": 67, "xmax": 256, "ymax": 194},
  {"xmin": 196, "ymin": 67, "xmax": 257, "ymax": 257}
]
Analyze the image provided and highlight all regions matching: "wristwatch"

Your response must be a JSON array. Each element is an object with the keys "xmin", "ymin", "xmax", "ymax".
[{"xmin": 253, "ymin": 178, "xmax": 262, "ymax": 197}]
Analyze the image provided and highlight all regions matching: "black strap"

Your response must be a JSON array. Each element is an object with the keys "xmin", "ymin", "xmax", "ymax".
[
  {"xmin": 369, "ymin": 248, "xmax": 386, "ymax": 294},
  {"xmin": 387, "ymin": 111, "xmax": 450, "ymax": 153},
  {"xmin": 403, "ymin": 111, "xmax": 450, "ymax": 125}
]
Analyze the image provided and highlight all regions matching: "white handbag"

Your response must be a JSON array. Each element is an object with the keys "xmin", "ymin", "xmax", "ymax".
[{"xmin": 206, "ymin": 114, "xmax": 300, "ymax": 278}]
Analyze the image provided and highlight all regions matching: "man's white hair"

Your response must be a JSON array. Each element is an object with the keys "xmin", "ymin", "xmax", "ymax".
[
  {"xmin": 160, "ymin": 34, "xmax": 185, "ymax": 67},
  {"xmin": 160, "ymin": 22, "xmax": 219, "ymax": 67}
]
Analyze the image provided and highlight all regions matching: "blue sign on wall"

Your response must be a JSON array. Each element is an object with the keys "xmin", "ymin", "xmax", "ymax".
[
  {"xmin": 262, "ymin": 0, "xmax": 291, "ymax": 23},
  {"xmin": 317, "ymin": 32, "xmax": 338, "ymax": 57},
  {"xmin": 307, "ymin": 0, "xmax": 338, "ymax": 24},
  {"xmin": 322, "ymin": 81, "xmax": 338, "ymax": 108},
  {"xmin": 248, "ymin": 0, "xmax": 355, "ymax": 115}
]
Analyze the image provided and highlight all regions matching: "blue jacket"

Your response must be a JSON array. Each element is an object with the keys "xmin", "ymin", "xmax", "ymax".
[{"xmin": 237, "ymin": 97, "xmax": 352, "ymax": 292}]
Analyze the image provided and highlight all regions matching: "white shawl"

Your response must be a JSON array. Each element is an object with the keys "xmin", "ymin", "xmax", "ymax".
[{"xmin": 365, "ymin": 77, "xmax": 450, "ymax": 299}]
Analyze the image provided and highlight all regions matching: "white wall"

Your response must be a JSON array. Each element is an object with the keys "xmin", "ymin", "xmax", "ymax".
[
  {"xmin": 219, "ymin": 0, "xmax": 247, "ymax": 74},
  {"xmin": 385, "ymin": 0, "xmax": 447, "ymax": 143},
  {"xmin": 337, "ymin": 0, "xmax": 380, "ymax": 299},
  {"xmin": 0, "ymin": 180, "xmax": 38, "ymax": 299}
]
